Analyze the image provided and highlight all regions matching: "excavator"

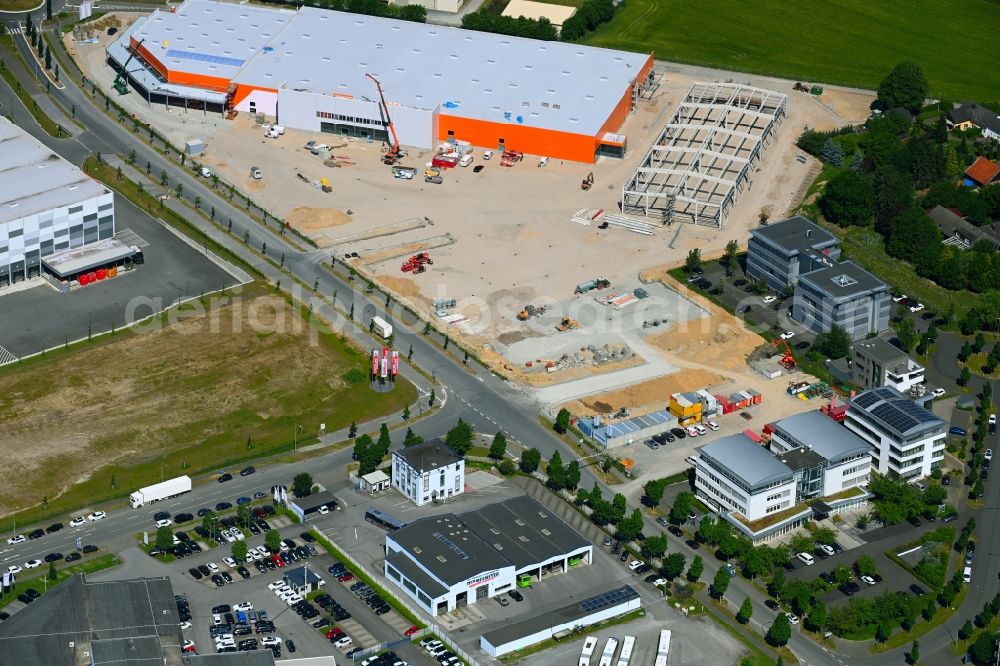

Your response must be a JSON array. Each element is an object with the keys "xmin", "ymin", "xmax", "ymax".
[
  {"xmin": 366, "ymin": 73, "xmax": 404, "ymax": 166},
  {"xmin": 516, "ymin": 304, "xmax": 546, "ymax": 321}
]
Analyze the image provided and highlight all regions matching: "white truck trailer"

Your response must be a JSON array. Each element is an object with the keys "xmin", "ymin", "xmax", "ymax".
[
  {"xmin": 371, "ymin": 316, "xmax": 393, "ymax": 339},
  {"xmin": 130, "ymin": 475, "xmax": 192, "ymax": 508}
]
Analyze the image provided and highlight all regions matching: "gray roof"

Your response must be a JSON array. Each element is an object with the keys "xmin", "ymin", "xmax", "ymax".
[
  {"xmin": 292, "ymin": 490, "xmax": 337, "ymax": 512},
  {"xmin": 0, "ymin": 117, "xmax": 109, "ymax": 226},
  {"xmin": 43, "ymin": 238, "xmax": 137, "ymax": 278},
  {"xmin": 385, "ymin": 551, "xmax": 449, "ymax": 599},
  {"xmin": 775, "ymin": 446, "xmax": 826, "ymax": 471},
  {"xmin": 948, "ymin": 102, "xmax": 1000, "ymax": 134},
  {"xmin": 482, "ymin": 585, "xmax": 639, "ymax": 649},
  {"xmin": 0, "ymin": 574, "xmax": 181, "ymax": 666},
  {"xmin": 185, "ymin": 654, "xmax": 276, "ymax": 666},
  {"xmin": 387, "ymin": 495, "xmax": 590, "ymax": 587},
  {"xmin": 92, "ymin": 636, "xmax": 165, "ymax": 665},
  {"xmin": 772, "ymin": 410, "xmax": 873, "ymax": 462},
  {"xmin": 797, "ymin": 260, "xmax": 887, "ymax": 299},
  {"xmin": 853, "ymin": 336, "xmax": 908, "ymax": 366},
  {"xmin": 927, "ymin": 205, "xmax": 999, "ymax": 250},
  {"xmin": 750, "ymin": 216, "xmax": 838, "ymax": 256},
  {"xmin": 284, "ymin": 565, "xmax": 323, "ymax": 587},
  {"xmin": 698, "ymin": 434, "xmax": 793, "ymax": 488},
  {"xmin": 393, "ymin": 438, "xmax": 462, "ymax": 473},
  {"xmin": 849, "ymin": 386, "xmax": 945, "ymax": 439}
]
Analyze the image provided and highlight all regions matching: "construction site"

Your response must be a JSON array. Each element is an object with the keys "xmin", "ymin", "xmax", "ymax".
[{"xmin": 68, "ymin": 7, "xmax": 876, "ymax": 445}]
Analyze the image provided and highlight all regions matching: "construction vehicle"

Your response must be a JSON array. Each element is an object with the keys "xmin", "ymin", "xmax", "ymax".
[
  {"xmin": 556, "ymin": 317, "xmax": 580, "ymax": 332},
  {"xmin": 112, "ymin": 38, "xmax": 144, "ymax": 95},
  {"xmin": 516, "ymin": 304, "xmax": 546, "ymax": 321},
  {"xmin": 581, "ymin": 172, "xmax": 594, "ymax": 191},
  {"xmin": 575, "ymin": 277, "xmax": 611, "ymax": 294},
  {"xmin": 400, "ymin": 252, "xmax": 433, "ymax": 273},
  {"xmin": 776, "ymin": 338, "xmax": 797, "ymax": 371},
  {"xmin": 793, "ymin": 82, "xmax": 809, "ymax": 92},
  {"xmin": 366, "ymin": 73, "xmax": 403, "ymax": 165},
  {"xmin": 500, "ymin": 150, "xmax": 523, "ymax": 167}
]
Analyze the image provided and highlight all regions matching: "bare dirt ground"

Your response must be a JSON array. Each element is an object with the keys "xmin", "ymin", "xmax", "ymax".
[
  {"xmin": 558, "ymin": 368, "xmax": 724, "ymax": 416},
  {"xmin": 70, "ymin": 28, "xmax": 860, "ymax": 410},
  {"xmin": 0, "ymin": 289, "xmax": 410, "ymax": 515}
]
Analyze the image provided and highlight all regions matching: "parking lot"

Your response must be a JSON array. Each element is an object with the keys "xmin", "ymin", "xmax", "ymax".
[{"xmin": 0, "ymin": 194, "xmax": 245, "ymax": 359}]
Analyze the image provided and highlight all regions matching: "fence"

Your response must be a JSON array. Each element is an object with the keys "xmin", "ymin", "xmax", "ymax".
[{"xmin": 312, "ymin": 527, "xmax": 483, "ymax": 666}]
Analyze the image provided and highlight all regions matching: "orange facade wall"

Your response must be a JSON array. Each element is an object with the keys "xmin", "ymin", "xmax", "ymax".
[
  {"xmin": 438, "ymin": 114, "xmax": 596, "ymax": 162},
  {"xmin": 131, "ymin": 38, "xmax": 231, "ymax": 92},
  {"xmin": 440, "ymin": 53, "xmax": 655, "ymax": 163}
]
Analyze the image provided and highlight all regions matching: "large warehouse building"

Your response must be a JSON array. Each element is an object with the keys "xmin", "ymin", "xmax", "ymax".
[
  {"xmin": 0, "ymin": 117, "xmax": 115, "ymax": 288},
  {"xmin": 383, "ymin": 495, "xmax": 592, "ymax": 616},
  {"xmin": 108, "ymin": 0, "xmax": 654, "ymax": 163}
]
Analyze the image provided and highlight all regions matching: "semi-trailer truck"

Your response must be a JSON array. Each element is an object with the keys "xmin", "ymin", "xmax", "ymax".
[{"xmin": 130, "ymin": 476, "xmax": 192, "ymax": 508}]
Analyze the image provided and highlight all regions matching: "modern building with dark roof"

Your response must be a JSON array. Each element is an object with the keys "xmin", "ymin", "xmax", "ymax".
[
  {"xmin": 947, "ymin": 102, "xmax": 1000, "ymax": 141},
  {"xmin": 384, "ymin": 495, "xmax": 592, "ymax": 615},
  {"xmin": 108, "ymin": 0, "xmax": 654, "ymax": 163},
  {"xmin": 0, "ymin": 574, "xmax": 184, "ymax": 666},
  {"xmin": 850, "ymin": 336, "xmax": 925, "ymax": 392},
  {"xmin": 746, "ymin": 216, "xmax": 841, "ymax": 291},
  {"xmin": 480, "ymin": 585, "xmax": 640, "ymax": 657},
  {"xmin": 791, "ymin": 260, "xmax": 890, "ymax": 339},
  {"xmin": 845, "ymin": 386, "xmax": 947, "ymax": 479},
  {"xmin": 391, "ymin": 438, "xmax": 465, "ymax": 506}
]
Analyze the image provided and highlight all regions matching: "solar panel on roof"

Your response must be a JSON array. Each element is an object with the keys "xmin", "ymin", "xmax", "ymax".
[
  {"xmin": 165, "ymin": 49, "xmax": 245, "ymax": 68},
  {"xmin": 577, "ymin": 586, "xmax": 638, "ymax": 613},
  {"xmin": 853, "ymin": 391, "xmax": 882, "ymax": 409}
]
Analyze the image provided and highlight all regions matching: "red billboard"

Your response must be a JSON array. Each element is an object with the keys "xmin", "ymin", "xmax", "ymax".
[
  {"xmin": 391, "ymin": 351, "xmax": 399, "ymax": 377},
  {"xmin": 371, "ymin": 350, "xmax": 379, "ymax": 376}
]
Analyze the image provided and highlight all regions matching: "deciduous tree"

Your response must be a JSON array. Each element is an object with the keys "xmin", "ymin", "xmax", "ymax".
[
  {"xmin": 488, "ymin": 432, "xmax": 507, "ymax": 460},
  {"xmin": 519, "ymin": 448, "xmax": 541, "ymax": 473},
  {"xmin": 767, "ymin": 612, "xmax": 792, "ymax": 646},
  {"xmin": 687, "ymin": 555, "xmax": 704, "ymax": 582},
  {"xmin": 711, "ymin": 569, "xmax": 730, "ymax": 599},
  {"xmin": 877, "ymin": 61, "xmax": 928, "ymax": 114},
  {"xmin": 737, "ymin": 597, "xmax": 753, "ymax": 624},
  {"xmin": 446, "ymin": 418, "xmax": 474, "ymax": 455}
]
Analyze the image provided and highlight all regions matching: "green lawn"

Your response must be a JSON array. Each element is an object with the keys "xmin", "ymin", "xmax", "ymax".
[{"xmin": 584, "ymin": 0, "xmax": 1000, "ymax": 102}]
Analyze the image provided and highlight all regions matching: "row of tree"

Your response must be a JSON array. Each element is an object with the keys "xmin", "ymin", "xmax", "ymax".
[
  {"xmin": 260, "ymin": 0, "xmax": 426, "ymax": 22},
  {"xmin": 460, "ymin": 10, "xmax": 558, "ymax": 41}
]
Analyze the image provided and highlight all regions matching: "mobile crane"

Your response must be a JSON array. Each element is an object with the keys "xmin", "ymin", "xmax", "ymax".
[
  {"xmin": 365, "ymin": 73, "xmax": 403, "ymax": 166},
  {"xmin": 112, "ymin": 38, "xmax": 144, "ymax": 95}
]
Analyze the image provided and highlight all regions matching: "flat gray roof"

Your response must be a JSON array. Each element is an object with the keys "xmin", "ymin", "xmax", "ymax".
[
  {"xmin": 388, "ymin": 495, "xmax": 590, "ymax": 586},
  {"xmin": 750, "ymin": 216, "xmax": 837, "ymax": 256},
  {"xmin": 385, "ymin": 551, "xmax": 449, "ymax": 599},
  {"xmin": 699, "ymin": 434, "xmax": 793, "ymax": 488},
  {"xmin": 775, "ymin": 446, "xmax": 826, "ymax": 471},
  {"xmin": 0, "ymin": 574, "xmax": 181, "ymax": 666},
  {"xmin": 482, "ymin": 585, "xmax": 638, "ymax": 648},
  {"xmin": 393, "ymin": 438, "xmax": 462, "ymax": 473},
  {"xmin": 43, "ymin": 238, "xmax": 137, "ymax": 278},
  {"xmin": 853, "ymin": 336, "xmax": 908, "ymax": 366},
  {"xmin": 798, "ymin": 260, "xmax": 887, "ymax": 299},
  {"xmin": 772, "ymin": 410, "xmax": 872, "ymax": 462},
  {"xmin": 0, "ymin": 117, "xmax": 109, "ymax": 226},
  {"xmin": 850, "ymin": 387, "xmax": 945, "ymax": 439}
]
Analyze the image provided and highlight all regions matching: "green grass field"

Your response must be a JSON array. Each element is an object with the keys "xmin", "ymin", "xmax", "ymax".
[{"xmin": 584, "ymin": 0, "xmax": 1000, "ymax": 102}]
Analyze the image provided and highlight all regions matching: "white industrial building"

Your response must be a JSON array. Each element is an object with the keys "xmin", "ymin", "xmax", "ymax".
[
  {"xmin": 845, "ymin": 386, "xmax": 946, "ymax": 480},
  {"xmin": 0, "ymin": 117, "xmax": 114, "ymax": 287},
  {"xmin": 391, "ymin": 439, "xmax": 465, "ymax": 507},
  {"xmin": 383, "ymin": 495, "xmax": 592, "ymax": 616},
  {"xmin": 695, "ymin": 411, "xmax": 872, "ymax": 542}
]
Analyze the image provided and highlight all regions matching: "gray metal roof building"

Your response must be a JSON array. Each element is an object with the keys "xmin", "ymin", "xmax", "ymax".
[
  {"xmin": 751, "ymin": 216, "xmax": 838, "ymax": 257},
  {"xmin": 769, "ymin": 410, "xmax": 872, "ymax": 463},
  {"xmin": 796, "ymin": 260, "xmax": 887, "ymax": 300},
  {"xmin": 0, "ymin": 574, "xmax": 183, "ymax": 666},
  {"xmin": 393, "ymin": 438, "xmax": 462, "ymax": 474},
  {"xmin": 698, "ymin": 433, "xmax": 793, "ymax": 489},
  {"xmin": 849, "ymin": 386, "xmax": 945, "ymax": 439},
  {"xmin": 0, "ymin": 118, "xmax": 109, "ymax": 226}
]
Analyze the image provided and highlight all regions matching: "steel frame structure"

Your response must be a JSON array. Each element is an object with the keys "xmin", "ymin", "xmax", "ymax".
[{"xmin": 621, "ymin": 82, "xmax": 787, "ymax": 228}]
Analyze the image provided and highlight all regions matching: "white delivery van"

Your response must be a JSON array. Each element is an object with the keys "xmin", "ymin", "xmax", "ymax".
[
  {"xmin": 249, "ymin": 166, "xmax": 262, "ymax": 180},
  {"xmin": 459, "ymin": 154, "xmax": 473, "ymax": 167},
  {"xmin": 370, "ymin": 316, "xmax": 392, "ymax": 339}
]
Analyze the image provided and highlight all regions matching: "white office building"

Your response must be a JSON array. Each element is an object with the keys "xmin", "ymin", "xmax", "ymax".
[
  {"xmin": 391, "ymin": 439, "xmax": 465, "ymax": 507},
  {"xmin": 851, "ymin": 336, "xmax": 925, "ymax": 393},
  {"xmin": 0, "ymin": 117, "xmax": 114, "ymax": 287},
  {"xmin": 768, "ymin": 410, "xmax": 873, "ymax": 497},
  {"xmin": 384, "ymin": 495, "xmax": 592, "ymax": 616},
  {"xmin": 845, "ymin": 386, "xmax": 946, "ymax": 480}
]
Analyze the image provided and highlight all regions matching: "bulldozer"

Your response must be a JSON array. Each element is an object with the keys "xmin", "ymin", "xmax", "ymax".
[
  {"xmin": 581, "ymin": 172, "xmax": 594, "ymax": 191},
  {"xmin": 555, "ymin": 317, "xmax": 580, "ymax": 332}
]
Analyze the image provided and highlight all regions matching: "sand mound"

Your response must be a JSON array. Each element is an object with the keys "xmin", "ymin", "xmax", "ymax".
[{"xmin": 287, "ymin": 207, "xmax": 352, "ymax": 232}]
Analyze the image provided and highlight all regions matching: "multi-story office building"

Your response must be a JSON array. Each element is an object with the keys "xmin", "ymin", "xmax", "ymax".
[
  {"xmin": 695, "ymin": 411, "xmax": 872, "ymax": 542},
  {"xmin": 845, "ymin": 387, "xmax": 946, "ymax": 480},
  {"xmin": 746, "ymin": 216, "xmax": 840, "ymax": 291},
  {"xmin": 391, "ymin": 439, "xmax": 465, "ymax": 507},
  {"xmin": 0, "ymin": 117, "xmax": 114, "ymax": 287},
  {"xmin": 851, "ymin": 336, "xmax": 925, "ymax": 392},
  {"xmin": 791, "ymin": 260, "xmax": 890, "ymax": 339}
]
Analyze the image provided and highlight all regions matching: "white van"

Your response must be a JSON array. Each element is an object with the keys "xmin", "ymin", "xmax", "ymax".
[
  {"xmin": 797, "ymin": 552, "xmax": 815, "ymax": 566},
  {"xmin": 458, "ymin": 154, "xmax": 473, "ymax": 167},
  {"xmin": 963, "ymin": 566, "xmax": 972, "ymax": 583},
  {"xmin": 482, "ymin": 150, "xmax": 494, "ymax": 160},
  {"xmin": 694, "ymin": 424, "xmax": 707, "ymax": 436}
]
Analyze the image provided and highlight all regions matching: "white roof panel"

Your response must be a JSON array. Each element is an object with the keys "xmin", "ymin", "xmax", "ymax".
[{"xmin": 0, "ymin": 117, "xmax": 109, "ymax": 226}]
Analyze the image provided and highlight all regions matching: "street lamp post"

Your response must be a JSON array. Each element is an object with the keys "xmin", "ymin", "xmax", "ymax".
[{"xmin": 12, "ymin": 505, "xmax": 19, "ymax": 538}]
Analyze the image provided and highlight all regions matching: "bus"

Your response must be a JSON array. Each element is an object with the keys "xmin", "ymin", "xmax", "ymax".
[
  {"xmin": 654, "ymin": 630, "xmax": 671, "ymax": 666},
  {"xmin": 364, "ymin": 508, "xmax": 407, "ymax": 532},
  {"xmin": 579, "ymin": 635, "xmax": 597, "ymax": 666},
  {"xmin": 615, "ymin": 636, "xmax": 634, "ymax": 666}
]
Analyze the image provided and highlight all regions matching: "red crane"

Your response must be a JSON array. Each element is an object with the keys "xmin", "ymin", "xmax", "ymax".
[
  {"xmin": 365, "ymin": 73, "xmax": 402, "ymax": 165},
  {"xmin": 776, "ymin": 338, "xmax": 796, "ymax": 370}
]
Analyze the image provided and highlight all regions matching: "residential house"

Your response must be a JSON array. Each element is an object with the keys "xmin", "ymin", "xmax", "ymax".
[
  {"xmin": 964, "ymin": 156, "xmax": 1000, "ymax": 187},
  {"xmin": 947, "ymin": 102, "xmax": 1000, "ymax": 141},
  {"xmin": 391, "ymin": 438, "xmax": 465, "ymax": 506}
]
